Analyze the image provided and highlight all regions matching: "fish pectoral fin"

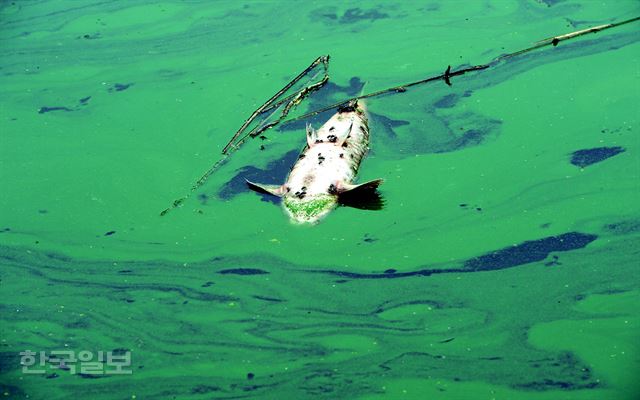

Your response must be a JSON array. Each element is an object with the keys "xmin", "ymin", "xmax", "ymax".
[
  {"xmin": 336, "ymin": 179, "xmax": 385, "ymax": 210},
  {"xmin": 337, "ymin": 178, "xmax": 383, "ymax": 194},
  {"xmin": 246, "ymin": 180, "xmax": 286, "ymax": 197}
]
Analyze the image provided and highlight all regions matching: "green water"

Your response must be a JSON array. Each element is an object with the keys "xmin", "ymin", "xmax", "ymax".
[{"xmin": 1, "ymin": 1, "xmax": 639, "ymax": 399}]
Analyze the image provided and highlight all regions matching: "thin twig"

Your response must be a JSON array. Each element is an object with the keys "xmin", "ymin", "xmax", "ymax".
[
  {"xmin": 536, "ymin": 16, "xmax": 639, "ymax": 46},
  {"xmin": 281, "ymin": 64, "xmax": 489, "ymax": 125}
]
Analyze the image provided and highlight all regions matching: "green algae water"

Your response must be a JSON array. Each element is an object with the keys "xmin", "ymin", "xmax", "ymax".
[{"xmin": 1, "ymin": 1, "xmax": 639, "ymax": 399}]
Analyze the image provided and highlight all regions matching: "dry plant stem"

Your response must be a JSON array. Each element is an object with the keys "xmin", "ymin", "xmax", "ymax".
[
  {"xmin": 284, "ymin": 16, "xmax": 639, "ymax": 125},
  {"xmin": 222, "ymin": 55, "xmax": 330, "ymax": 154}
]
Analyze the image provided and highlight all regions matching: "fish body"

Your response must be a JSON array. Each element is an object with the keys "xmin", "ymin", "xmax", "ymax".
[{"xmin": 247, "ymin": 100, "xmax": 382, "ymax": 223}]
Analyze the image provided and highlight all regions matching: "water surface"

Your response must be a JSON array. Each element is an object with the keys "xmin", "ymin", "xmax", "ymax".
[{"xmin": 1, "ymin": 1, "xmax": 639, "ymax": 399}]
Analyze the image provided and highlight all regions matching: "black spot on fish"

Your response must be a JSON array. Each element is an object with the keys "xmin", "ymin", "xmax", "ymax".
[
  {"xmin": 328, "ymin": 184, "xmax": 337, "ymax": 194},
  {"xmin": 318, "ymin": 154, "xmax": 325, "ymax": 164},
  {"xmin": 329, "ymin": 126, "xmax": 335, "ymax": 131},
  {"xmin": 569, "ymin": 147, "xmax": 625, "ymax": 168},
  {"xmin": 339, "ymin": 153, "xmax": 344, "ymax": 158},
  {"xmin": 327, "ymin": 134, "xmax": 337, "ymax": 143},
  {"xmin": 315, "ymin": 139, "xmax": 323, "ymax": 143},
  {"xmin": 294, "ymin": 187, "xmax": 307, "ymax": 199},
  {"xmin": 337, "ymin": 103, "xmax": 357, "ymax": 113}
]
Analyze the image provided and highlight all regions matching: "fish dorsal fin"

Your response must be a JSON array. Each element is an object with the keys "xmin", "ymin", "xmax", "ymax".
[
  {"xmin": 306, "ymin": 123, "xmax": 318, "ymax": 147},
  {"xmin": 336, "ymin": 120, "xmax": 354, "ymax": 147},
  {"xmin": 246, "ymin": 180, "xmax": 287, "ymax": 197}
]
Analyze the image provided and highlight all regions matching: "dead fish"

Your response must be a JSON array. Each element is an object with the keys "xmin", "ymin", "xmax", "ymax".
[{"xmin": 247, "ymin": 100, "xmax": 383, "ymax": 224}]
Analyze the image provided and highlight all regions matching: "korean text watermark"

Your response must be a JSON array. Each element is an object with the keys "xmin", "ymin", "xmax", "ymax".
[{"xmin": 20, "ymin": 350, "xmax": 132, "ymax": 375}]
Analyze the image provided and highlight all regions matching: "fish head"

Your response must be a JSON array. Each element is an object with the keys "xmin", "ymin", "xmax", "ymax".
[{"xmin": 283, "ymin": 193, "xmax": 337, "ymax": 224}]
